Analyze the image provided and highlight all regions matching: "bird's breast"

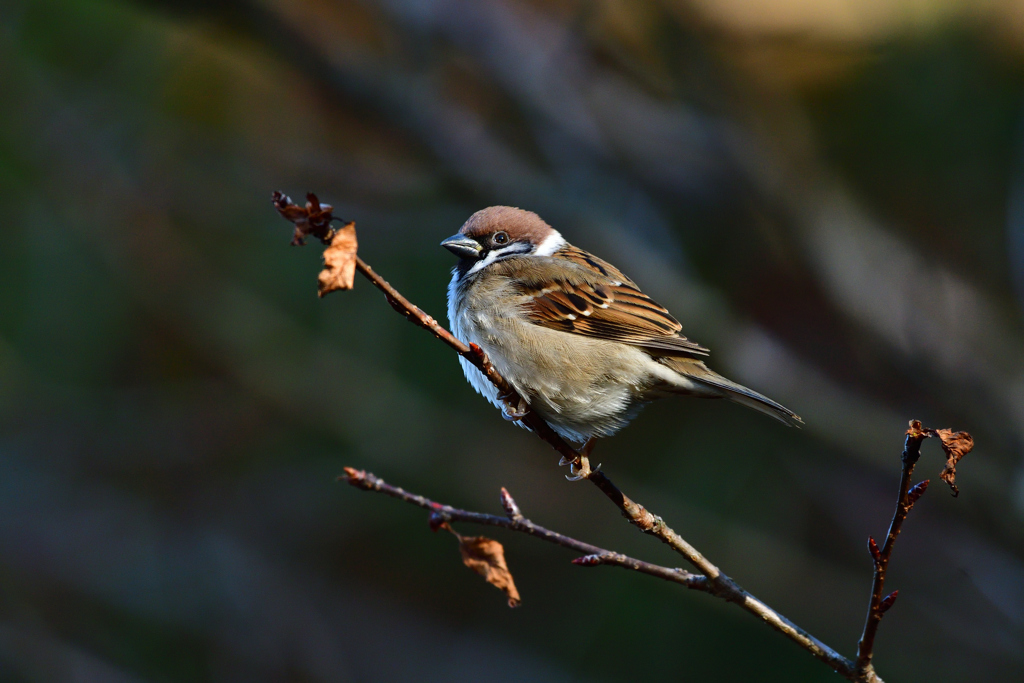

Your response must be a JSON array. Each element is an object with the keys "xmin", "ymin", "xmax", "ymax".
[{"xmin": 446, "ymin": 268, "xmax": 667, "ymax": 440}]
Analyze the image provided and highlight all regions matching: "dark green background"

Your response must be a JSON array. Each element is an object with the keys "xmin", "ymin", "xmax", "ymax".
[{"xmin": 1, "ymin": 0, "xmax": 1023, "ymax": 681}]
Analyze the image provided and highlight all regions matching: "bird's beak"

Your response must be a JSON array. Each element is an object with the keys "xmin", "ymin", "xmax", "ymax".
[{"xmin": 441, "ymin": 234, "xmax": 483, "ymax": 260}]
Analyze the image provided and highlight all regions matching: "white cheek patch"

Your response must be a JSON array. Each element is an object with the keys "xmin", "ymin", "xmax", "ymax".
[
  {"xmin": 534, "ymin": 230, "xmax": 566, "ymax": 256},
  {"xmin": 465, "ymin": 241, "xmax": 536, "ymax": 275},
  {"xmin": 466, "ymin": 248, "xmax": 503, "ymax": 276},
  {"xmin": 461, "ymin": 231, "xmax": 565, "ymax": 276}
]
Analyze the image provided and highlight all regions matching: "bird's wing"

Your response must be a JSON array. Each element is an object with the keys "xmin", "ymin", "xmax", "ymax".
[{"xmin": 508, "ymin": 245, "xmax": 710, "ymax": 357}]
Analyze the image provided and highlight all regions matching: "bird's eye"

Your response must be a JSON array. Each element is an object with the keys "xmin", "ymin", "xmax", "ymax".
[{"xmin": 493, "ymin": 231, "xmax": 509, "ymax": 245}]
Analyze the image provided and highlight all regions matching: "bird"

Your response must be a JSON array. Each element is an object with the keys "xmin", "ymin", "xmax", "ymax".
[{"xmin": 442, "ymin": 206, "xmax": 802, "ymax": 458}]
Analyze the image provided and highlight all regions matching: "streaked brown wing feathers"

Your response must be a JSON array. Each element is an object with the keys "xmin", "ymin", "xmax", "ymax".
[{"xmin": 518, "ymin": 246, "xmax": 709, "ymax": 357}]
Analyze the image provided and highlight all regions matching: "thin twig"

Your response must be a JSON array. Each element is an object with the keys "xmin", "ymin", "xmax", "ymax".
[
  {"xmin": 340, "ymin": 467, "xmax": 708, "ymax": 591},
  {"xmin": 854, "ymin": 422, "xmax": 933, "ymax": 681},
  {"xmin": 343, "ymin": 464, "xmax": 857, "ymax": 677}
]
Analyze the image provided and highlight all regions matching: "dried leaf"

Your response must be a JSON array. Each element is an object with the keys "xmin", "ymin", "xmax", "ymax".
[
  {"xmin": 317, "ymin": 223, "xmax": 358, "ymax": 296},
  {"xmin": 272, "ymin": 191, "xmax": 336, "ymax": 245},
  {"xmin": 271, "ymin": 191, "xmax": 360, "ymax": 296},
  {"xmin": 455, "ymin": 534, "xmax": 521, "ymax": 607},
  {"xmin": 934, "ymin": 429, "xmax": 974, "ymax": 497}
]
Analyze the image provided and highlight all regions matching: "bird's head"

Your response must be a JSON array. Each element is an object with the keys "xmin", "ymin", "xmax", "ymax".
[{"xmin": 441, "ymin": 206, "xmax": 564, "ymax": 274}]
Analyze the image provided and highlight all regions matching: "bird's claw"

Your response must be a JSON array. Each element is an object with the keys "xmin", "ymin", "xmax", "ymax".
[
  {"xmin": 564, "ymin": 455, "xmax": 600, "ymax": 481},
  {"xmin": 499, "ymin": 391, "xmax": 529, "ymax": 421},
  {"xmin": 501, "ymin": 402, "xmax": 529, "ymax": 421},
  {"xmin": 561, "ymin": 438, "xmax": 599, "ymax": 481}
]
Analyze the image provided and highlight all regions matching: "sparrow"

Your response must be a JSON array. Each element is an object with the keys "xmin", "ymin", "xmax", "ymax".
[{"xmin": 442, "ymin": 206, "xmax": 802, "ymax": 448}]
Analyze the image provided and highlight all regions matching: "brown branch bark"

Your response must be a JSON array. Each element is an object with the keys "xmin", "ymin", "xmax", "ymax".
[
  {"xmin": 854, "ymin": 421, "xmax": 944, "ymax": 681},
  {"xmin": 341, "ymin": 467, "xmax": 709, "ymax": 591}
]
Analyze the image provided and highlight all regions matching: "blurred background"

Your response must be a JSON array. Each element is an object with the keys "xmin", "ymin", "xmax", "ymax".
[{"xmin": 2, "ymin": 0, "xmax": 1024, "ymax": 680}]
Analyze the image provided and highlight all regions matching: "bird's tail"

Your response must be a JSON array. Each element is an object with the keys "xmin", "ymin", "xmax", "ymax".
[{"xmin": 662, "ymin": 358, "xmax": 803, "ymax": 427}]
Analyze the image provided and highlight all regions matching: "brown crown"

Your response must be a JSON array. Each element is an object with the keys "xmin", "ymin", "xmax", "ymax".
[{"xmin": 459, "ymin": 206, "xmax": 555, "ymax": 244}]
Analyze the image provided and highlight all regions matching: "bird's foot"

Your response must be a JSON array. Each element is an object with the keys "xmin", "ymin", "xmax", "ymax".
[
  {"xmin": 499, "ymin": 391, "xmax": 529, "ymax": 421},
  {"xmin": 565, "ymin": 455, "xmax": 602, "ymax": 481},
  {"xmin": 563, "ymin": 438, "xmax": 600, "ymax": 481}
]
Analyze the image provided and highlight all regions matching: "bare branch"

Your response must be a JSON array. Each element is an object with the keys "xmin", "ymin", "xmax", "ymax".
[
  {"xmin": 854, "ymin": 420, "xmax": 973, "ymax": 681},
  {"xmin": 340, "ymin": 468, "xmax": 707, "ymax": 591}
]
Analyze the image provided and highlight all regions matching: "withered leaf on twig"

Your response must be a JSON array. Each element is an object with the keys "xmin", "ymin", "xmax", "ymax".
[
  {"xmin": 934, "ymin": 429, "xmax": 974, "ymax": 497},
  {"xmin": 446, "ymin": 528, "xmax": 521, "ymax": 608},
  {"xmin": 317, "ymin": 223, "xmax": 358, "ymax": 296},
  {"xmin": 273, "ymin": 191, "xmax": 337, "ymax": 245},
  {"xmin": 272, "ymin": 191, "xmax": 359, "ymax": 296},
  {"xmin": 906, "ymin": 420, "xmax": 975, "ymax": 497}
]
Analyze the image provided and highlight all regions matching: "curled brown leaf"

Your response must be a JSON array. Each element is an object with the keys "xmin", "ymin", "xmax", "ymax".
[
  {"xmin": 272, "ymin": 191, "xmax": 358, "ymax": 296},
  {"xmin": 452, "ymin": 532, "xmax": 521, "ymax": 608},
  {"xmin": 272, "ymin": 191, "xmax": 336, "ymax": 245},
  {"xmin": 317, "ymin": 223, "xmax": 358, "ymax": 296},
  {"xmin": 934, "ymin": 429, "xmax": 974, "ymax": 497},
  {"xmin": 904, "ymin": 420, "xmax": 975, "ymax": 497}
]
